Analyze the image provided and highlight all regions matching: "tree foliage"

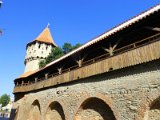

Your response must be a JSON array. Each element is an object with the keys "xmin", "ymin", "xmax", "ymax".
[
  {"xmin": 62, "ymin": 43, "xmax": 73, "ymax": 54},
  {"xmin": 0, "ymin": 94, "xmax": 10, "ymax": 107},
  {"xmin": 39, "ymin": 60, "xmax": 46, "ymax": 68},
  {"xmin": 62, "ymin": 43, "xmax": 81, "ymax": 53},
  {"xmin": 46, "ymin": 47, "xmax": 64, "ymax": 64},
  {"xmin": 72, "ymin": 43, "xmax": 81, "ymax": 50},
  {"xmin": 39, "ymin": 42, "xmax": 81, "ymax": 68}
]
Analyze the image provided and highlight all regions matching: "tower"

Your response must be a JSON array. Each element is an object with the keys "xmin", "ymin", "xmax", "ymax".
[{"xmin": 24, "ymin": 26, "xmax": 57, "ymax": 73}]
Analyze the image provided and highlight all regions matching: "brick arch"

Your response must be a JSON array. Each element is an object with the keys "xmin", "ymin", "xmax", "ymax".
[
  {"xmin": 45, "ymin": 101, "xmax": 65, "ymax": 120},
  {"xmin": 28, "ymin": 99, "xmax": 41, "ymax": 120},
  {"xmin": 136, "ymin": 93, "xmax": 160, "ymax": 120},
  {"xmin": 74, "ymin": 94, "xmax": 118, "ymax": 120}
]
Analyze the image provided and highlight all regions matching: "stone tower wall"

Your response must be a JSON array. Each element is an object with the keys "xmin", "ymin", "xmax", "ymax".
[{"xmin": 24, "ymin": 42, "xmax": 53, "ymax": 72}]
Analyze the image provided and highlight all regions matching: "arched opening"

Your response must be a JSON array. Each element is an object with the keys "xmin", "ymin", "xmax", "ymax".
[
  {"xmin": 28, "ymin": 100, "xmax": 41, "ymax": 120},
  {"xmin": 146, "ymin": 96, "xmax": 160, "ymax": 120},
  {"xmin": 45, "ymin": 101, "xmax": 65, "ymax": 120},
  {"xmin": 75, "ymin": 97, "xmax": 116, "ymax": 120}
]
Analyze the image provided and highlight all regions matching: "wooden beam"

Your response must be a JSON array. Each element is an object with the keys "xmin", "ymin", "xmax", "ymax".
[
  {"xmin": 76, "ymin": 57, "xmax": 84, "ymax": 67},
  {"xmin": 103, "ymin": 38, "xmax": 121, "ymax": 56},
  {"xmin": 103, "ymin": 44, "xmax": 118, "ymax": 56},
  {"xmin": 75, "ymin": 55, "xmax": 87, "ymax": 67},
  {"xmin": 145, "ymin": 26, "xmax": 160, "ymax": 32},
  {"xmin": 58, "ymin": 67, "xmax": 62, "ymax": 74},
  {"xmin": 76, "ymin": 59, "xmax": 83, "ymax": 67},
  {"xmin": 22, "ymin": 81, "xmax": 24, "ymax": 85},
  {"xmin": 35, "ymin": 78, "xmax": 38, "ymax": 83},
  {"xmin": 45, "ymin": 73, "xmax": 48, "ymax": 79},
  {"xmin": 16, "ymin": 82, "xmax": 19, "ymax": 86}
]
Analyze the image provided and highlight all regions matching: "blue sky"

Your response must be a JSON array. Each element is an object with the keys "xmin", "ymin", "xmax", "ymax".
[{"xmin": 0, "ymin": 0, "xmax": 159, "ymax": 97}]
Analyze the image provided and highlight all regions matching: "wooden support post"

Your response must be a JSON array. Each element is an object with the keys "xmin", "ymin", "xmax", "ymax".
[
  {"xmin": 103, "ymin": 39, "xmax": 121, "ymax": 56},
  {"xmin": 58, "ymin": 68, "xmax": 62, "ymax": 74},
  {"xmin": 75, "ymin": 55, "xmax": 87, "ymax": 67},
  {"xmin": 145, "ymin": 26, "xmax": 160, "ymax": 32},
  {"xmin": 103, "ymin": 44, "xmax": 118, "ymax": 56},
  {"xmin": 45, "ymin": 73, "xmax": 48, "ymax": 79},
  {"xmin": 35, "ymin": 78, "xmax": 38, "ymax": 83},
  {"xmin": 16, "ymin": 82, "xmax": 19, "ymax": 86},
  {"xmin": 133, "ymin": 43, "xmax": 136, "ymax": 48},
  {"xmin": 22, "ymin": 81, "xmax": 24, "ymax": 86},
  {"xmin": 77, "ymin": 59, "xmax": 83, "ymax": 67}
]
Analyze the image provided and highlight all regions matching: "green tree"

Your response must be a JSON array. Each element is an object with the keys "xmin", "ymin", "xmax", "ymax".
[
  {"xmin": 0, "ymin": 94, "xmax": 10, "ymax": 107},
  {"xmin": 39, "ymin": 43, "xmax": 81, "ymax": 68},
  {"xmin": 62, "ymin": 43, "xmax": 81, "ymax": 53},
  {"xmin": 62, "ymin": 43, "xmax": 73, "ymax": 54},
  {"xmin": 39, "ymin": 60, "xmax": 46, "ymax": 68},
  {"xmin": 72, "ymin": 43, "xmax": 81, "ymax": 49},
  {"xmin": 45, "ymin": 47, "xmax": 64, "ymax": 64},
  {"xmin": 39, "ymin": 47, "xmax": 64, "ymax": 68}
]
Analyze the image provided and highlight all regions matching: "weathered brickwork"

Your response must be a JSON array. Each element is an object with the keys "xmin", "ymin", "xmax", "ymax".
[{"xmin": 12, "ymin": 60, "xmax": 160, "ymax": 120}]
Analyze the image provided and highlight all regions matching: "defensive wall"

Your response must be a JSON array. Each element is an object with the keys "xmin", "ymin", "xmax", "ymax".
[{"xmin": 12, "ymin": 60, "xmax": 160, "ymax": 120}]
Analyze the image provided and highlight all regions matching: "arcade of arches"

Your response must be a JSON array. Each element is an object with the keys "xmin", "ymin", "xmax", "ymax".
[
  {"xmin": 26, "ymin": 97, "xmax": 116, "ymax": 120},
  {"xmin": 24, "ymin": 96, "xmax": 160, "ymax": 120}
]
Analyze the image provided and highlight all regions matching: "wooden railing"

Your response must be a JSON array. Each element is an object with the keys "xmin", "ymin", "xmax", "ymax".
[{"xmin": 14, "ymin": 33, "xmax": 160, "ymax": 93}]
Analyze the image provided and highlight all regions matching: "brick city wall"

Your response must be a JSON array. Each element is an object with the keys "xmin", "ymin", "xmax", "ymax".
[{"xmin": 11, "ymin": 60, "xmax": 160, "ymax": 120}]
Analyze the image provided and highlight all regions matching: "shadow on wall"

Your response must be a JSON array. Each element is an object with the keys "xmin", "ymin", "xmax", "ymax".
[
  {"xmin": 45, "ymin": 101, "xmax": 65, "ymax": 120},
  {"xmin": 28, "ymin": 100, "xmax": 41, "ymax": 120},
  {"xmin": 75, "ymin": 97, "xmax": 116, "ymax": 120},
  {"xmin": 9, "ymin": 108, "xmax": 17, "ymax": 120}
]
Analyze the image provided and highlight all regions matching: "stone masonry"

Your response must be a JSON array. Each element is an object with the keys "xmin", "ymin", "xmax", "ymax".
[{"xmin": 12, "ymin": 60, "xmax": 160, "ymax": 120}]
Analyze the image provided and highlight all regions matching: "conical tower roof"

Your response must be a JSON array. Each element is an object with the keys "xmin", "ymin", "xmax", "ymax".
[{"xmin": 35, "ymin": 26, "xmax": 57, "ymax": 46}]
